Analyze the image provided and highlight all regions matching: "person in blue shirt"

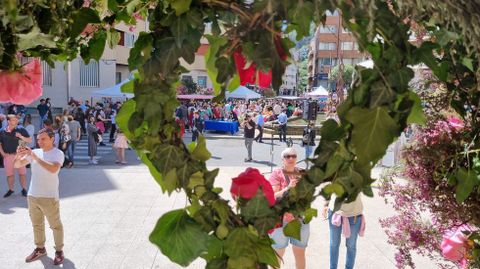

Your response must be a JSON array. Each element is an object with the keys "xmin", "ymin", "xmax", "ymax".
[
  {"xmin": 254, "ymin": 113, "xmax": 265, "ymax": 143},
  {"xmin": 277, "ymin": 109, "xmax": 288, "ymax": 142}
]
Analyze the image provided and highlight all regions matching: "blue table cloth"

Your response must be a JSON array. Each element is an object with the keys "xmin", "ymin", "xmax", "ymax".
[{"xmin": 204, "ymin": 120, "xmax": 239, "ymax": 134}]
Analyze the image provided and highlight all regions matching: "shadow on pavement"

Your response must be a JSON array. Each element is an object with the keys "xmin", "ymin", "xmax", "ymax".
[
  {"xmin": 0, "ymin": 194, "xmax": 28, "ymax": 214},
  {"xmin": 38, "ymin": 256, "xmax": 76, "ymax": 269}
]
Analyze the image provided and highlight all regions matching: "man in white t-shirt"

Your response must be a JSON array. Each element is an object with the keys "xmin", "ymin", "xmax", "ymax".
[{"xmin": 14, "ymin": 128, "xmax": 65, "ymax": 265}]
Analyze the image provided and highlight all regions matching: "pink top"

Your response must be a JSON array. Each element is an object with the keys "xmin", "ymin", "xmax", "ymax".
[
  {"xmin": 331, "ymin": 213, "xmax": 366, "ymax": 238},
  {"xmin": 268, "ymin": 168, "xmax": 299, "ymax": 223}
]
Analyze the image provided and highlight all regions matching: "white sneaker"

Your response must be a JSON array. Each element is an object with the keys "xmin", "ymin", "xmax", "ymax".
[{"xmin": 92, "ymin": 160, "xmax": 98, "ymax": 165}]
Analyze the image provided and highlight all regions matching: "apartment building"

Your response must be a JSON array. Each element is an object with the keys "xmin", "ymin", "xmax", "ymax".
[{"xmin": 307, "ymin": 10, "xmax": 366, "ymax": 89}]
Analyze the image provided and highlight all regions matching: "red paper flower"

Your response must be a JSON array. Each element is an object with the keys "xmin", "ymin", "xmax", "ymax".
[
  {"xmin": 233, "ymin": 36, "xmax": 288, "ymax": 89},
  {"xmin": 230, "ymin": 168, "xmax": 275, "ymax": 207},
  {"xmin": 0, "ymin": 59, "xmax": 42, "ymax": 105}
]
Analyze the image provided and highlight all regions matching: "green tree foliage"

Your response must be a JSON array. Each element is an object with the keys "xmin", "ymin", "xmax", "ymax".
[
  {"xmin": 1, "ymin": 0, "xmax": 480, "ymax": 267},
  {"xmin": 329, "ymin": 64, "xmax": 355, "ymax": 87}
]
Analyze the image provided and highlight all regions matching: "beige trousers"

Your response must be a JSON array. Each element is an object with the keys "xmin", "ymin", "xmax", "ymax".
[{"xmin": 27, "ymin": 196, "xmax": 64, "ymax": 251}]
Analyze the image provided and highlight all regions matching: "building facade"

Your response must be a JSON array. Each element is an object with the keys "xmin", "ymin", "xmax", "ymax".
[{"xmin": 307, "ymin": 10, "xmax": 367, "ymax": 90}]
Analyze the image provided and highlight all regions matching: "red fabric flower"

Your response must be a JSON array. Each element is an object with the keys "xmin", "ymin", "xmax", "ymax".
[
  {"xmin": 230, "ymin": 168, "xmax": 275, "ymax": 207},
  {"xmin": 233, "ymin": 37, "xmax": 287, "ymax": 89},
  {"xmin": 0, "ymin": 59, "xmax": 42, "ymax": 105}
]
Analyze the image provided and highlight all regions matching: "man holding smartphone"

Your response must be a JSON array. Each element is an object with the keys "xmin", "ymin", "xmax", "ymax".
[
  {"xmin": 14, "ymin": 128, "xmax": 65, "ymax": 265},
  {"xmin": 0, "ymin": 114, "xmax": 32, "ymax": 197}
]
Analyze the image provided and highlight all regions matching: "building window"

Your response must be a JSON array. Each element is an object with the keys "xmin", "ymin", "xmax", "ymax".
[
  {"xmin": 341, "ymin": 42, "xmax": 354, "ymax": 50},
  {"xmin": 80, "ymin": 60, "xmax": 99, "ymax": 87},
  {"xmin": 319, "ymin": 25, "xmax": 337, "ymax": 34},
  {"xmin": 118, "ymin": 31, "xmax": 125, "ymax": 46},
  {"xmin": 342, "ymin": 27, "xmax": 350, "ymax": 33},
  {"xmin": 116, "ymin": 72, "xmax": 122, "ymax": 84},
  {"xmin": 42, "ymin": 61, "xmax": 52, "ymax": 86},
  {"xmin": 197, "ymin": 76, "xmax": 207, "ymax": 88},
  {"xmin": 354, "ymin": 42, "xmax": 359, "ymax": 50},
  {"xmin": 125, "ymin": 32, "xmax": 135, "ymax": 48},
  {"xmin": 343, "ymin": 58, "xmax": 353, "ymax": 65},
  {"xmin": 326, "ymin": 10, "xmax": 339, "ymax": 16},
  {"xmin": 320, "ymin": 58, "xmax": 334, "ymax": 66},
  {"xmin": 318, "ymin": 42, "xmax": 336, "ymax": 51}
]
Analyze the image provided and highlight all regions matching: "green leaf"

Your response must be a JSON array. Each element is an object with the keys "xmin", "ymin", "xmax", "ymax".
[
  {"xmin": 224, "ymin": 228, "xmax": 257, "ymax": 259},
  {"xmin": 191, "ymin": 135, "xmax": 211, "ymax": 161},
  {"xmin": 406, "ymin": 91, "xmax": 426, "ymax": 125},
  {"xmin": 106, "ymin": 28, "xmax": 120, "ymax": 49},
  {"xmin": 164, "ymin": 168, "xmax": 179, "ymax": 194},
  {"xmin": 155, "ymin": 144, "xmax": 186, "ymax": 174},
  {"xmin": 128, "ymin": 32, "xmax": 153, "ymax": 71},
  {"xmin": 116, "ymin": 99, "xmax": 136, "ymax": 139},
  {"xmin": 138, "ymin": 151, "xmax": 166, "ymax": 191},
  {"xmin": 70, "ymin": 8, "xmax": 101, "ymax": 38},
  {"xmin": 17, "ymin": 26, "xmax": 56, "ymax": 51},
  {"xmin": 462, "ymin": 58, "xmax": 474, "ymax": 72},
  {"xmin": 455, "ymin": 168, "xmax": 479, "ymax": 203},
  {"xmin": 205, "ymin": 35, "xmax": 228, "ymax": 94},
  {"xmin": 320, "ymin": 119, "xmax": 344, "ymax": 141},
  {"xmin": 169, "ymin": 0, "xmax": 192, "ymax": 16},
  {"xmin": 227, "ymin": 74, "xmax": 240, "ymax": 92},
  {"xmin": 283, "ymin": 219, "xmax": 301, "ymax": 240},
  {"xmin": 202, "ymin": 235, "xmax": 224, "ymax": 261},
  {"xmin": 322, "ymin": 182, "xmax": 345, "ymax": 197},
  {"xmin": 82, "ymin": 30, "xmax": 107, "ymax": 61},
  {"xmin": 241, "ymin": 190, "xmax": 275, "ymax": 222},
  {"xmin": 121, "ymin": 78, "xmax": 135, "ymax": 93},
  {"xmin": 255, "ymin": 238, "xmax": 280, "ymax": 268},
  {"xmin": 304, "ymin": 208, "xmax": 318, "ymax": 224},
  {"xmin": 150, "ymin": 209, "xmax": 208, "ymax": 266},
  {"xmin": 346, "ymin": 107, "xmax": 399, "ymax": 164},
  {"xmin": 369, "ymin": 81, "xmax": 396, "ymax": 108}
]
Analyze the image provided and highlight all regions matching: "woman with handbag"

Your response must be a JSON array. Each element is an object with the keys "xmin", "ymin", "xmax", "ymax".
[
  {"xmin": 268, "ymin": 148, "xmax": 310, "ymax": 269},
  {"xmin": 86, "ymin": 116, "xmax": 99, "ymax": 165}
]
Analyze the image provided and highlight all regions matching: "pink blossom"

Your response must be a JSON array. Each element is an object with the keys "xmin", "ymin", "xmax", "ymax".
[
  {"xmin": 0, "ymin": 59, "xmax": 42, "ymax": 105},
  {"xmin": 133, "ymin": 12, "xmax": 143, "ymax": 20},
  {"xmin": 129, "ymin": 26, "xmax": 136, "ymax": 32},
  {"xmin": 441, "ymin": 226, "xmax": 469, "ymax": 268},
  {"xmin": 447, "ymin": 116, "xmax": 464, "ymax": 131}
]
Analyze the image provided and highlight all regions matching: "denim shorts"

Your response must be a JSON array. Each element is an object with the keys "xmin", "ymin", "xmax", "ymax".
[{"xmin": 270, "ymin": 221, "xmax": 310, "ymax": 249}]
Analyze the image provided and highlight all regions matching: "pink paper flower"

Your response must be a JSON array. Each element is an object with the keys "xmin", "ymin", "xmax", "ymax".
[
  {"xmin": 0, "ymin": 59, "xmax": 43, "ymax": 105},
  {"xmin": 441, "ymin": 226, "xmax": 470, "ymax": 268},
  {"xmin": 447, "ymin": 116, "xmax": 464, "ymax": 131}
]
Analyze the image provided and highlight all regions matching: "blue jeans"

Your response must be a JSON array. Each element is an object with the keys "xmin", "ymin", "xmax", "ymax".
[
  {"xmin": 305, "ymin": 145, "xmax": 313, "ymax": 159},
  {"xmin": 270, "ymin": 221, "xmax": 310, "ymax": 249},
  {"xmin": 66, "ymin": 140, "xmax": 76, "ymax": 163},
  {"xmin": 328, "ymin": 210, "xmax": 362, "ymax": 269}
]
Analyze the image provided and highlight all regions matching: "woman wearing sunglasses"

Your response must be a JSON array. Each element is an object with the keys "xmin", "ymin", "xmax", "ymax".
[{"xmin": 268, "ymin": 148, "xmax": 309, "ymax": 269}]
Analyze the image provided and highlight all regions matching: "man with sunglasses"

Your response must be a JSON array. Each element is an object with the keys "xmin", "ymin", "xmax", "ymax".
[
  {"xmin": 268, "ymin": 148, "xmax": 310, "ymax": 269},
  {"xmin": 14, "ymin": 128, "xmax": 66, "ymax": 265}
]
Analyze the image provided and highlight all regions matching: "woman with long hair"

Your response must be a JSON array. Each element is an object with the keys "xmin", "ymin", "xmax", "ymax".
[
  {"xmin": 113, "ymin": 129, "xmax": 128, "ymax": 164},
  {"xmin": 87, "ymin": 116, "xmax": 99, "ymax": 165}
]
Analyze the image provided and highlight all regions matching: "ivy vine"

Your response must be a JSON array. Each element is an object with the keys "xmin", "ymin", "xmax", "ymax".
[{"xmin": 1, "ymin": 0, "xmax": 479, "ymax": 267}]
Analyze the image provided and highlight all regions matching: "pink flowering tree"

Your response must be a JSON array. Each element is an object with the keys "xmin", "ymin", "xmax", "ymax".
[{"xmin": 379, "ymin": 75, "xmax": 480, "ymax": 268}]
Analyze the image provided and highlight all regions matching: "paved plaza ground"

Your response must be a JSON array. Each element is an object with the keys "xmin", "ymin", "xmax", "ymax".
[{"xmin": 0, "ymin": 134, "xmax": 439, "ymax": 269}]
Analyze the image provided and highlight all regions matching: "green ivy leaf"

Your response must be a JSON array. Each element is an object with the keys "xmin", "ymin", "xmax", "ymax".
[
  {"xmin": 150, "ymin": 209, "xmax": 209, "ymax": 267},
  {"xmin": 369, "ymin": 81, "xmax": 396, "ymax": 108},
  {"xmin": 155, "ymin": 144, "xmax": 186, "ymax": 174},
  {"xmin": 241, "ymin": 190, "xmax": 275, "ymax": 222},
  {"xmin": 224, "ymin": 228, "xmax": 257, "ymax": 260},
  {"xmin": 283, "ymin": 219, "xmax": 301, "ymax": 240},
  {"xmin": 164, "ymin": 168, "xmax": 179, "ymax": 194},
  {"xmin": 106, "ymin": 28, "xmax": 120, "ymax": 49},
  {"xmin": 304, "ymin": 208, "xmax": 318, "ymax": 224},
  {"xmin": 322, "ymin": 182, "xmax": 345, "ymax": 197},
  {"xmin": 320, "ymin": 119, "xmax": 344, "ymax": 141},
  {"xmin": 462, "ymin": 57, "xmax": 474, "ymax": 72},
  {"xmin": 70, "ymin": 8, "xmax": 101, "ymax": 38},
  {"xmin": 202, "ymin": 235, "xmax": 224, "ymax": 261},
  {"xmin": 406, "ymin": 91, "xmax": 426, "ymax": 125},
  {"xmin": 116, "ymin": 99, "xmax": 136, "ymax": 139},
  {"xmin": 169, "ymin": 0, "xmax": 192, "ymax": 16},
  {"xmin": 17, "ymin": 26, "xmax": 56, "ymax": 51},
  {"xmin": 138, "ymin": 151, "xmax": 166, "ymax": 191},
  {"xmin": 191, "ymin": 135, "xmax": 211, "ymax": 161},
  {"xmin": 346, "ymin": 107, "xmax": 399, "ymax": 165},
  {"xmin": 81, "ymin": 30, "xmax": 106, "ymax": 62},
  {"xmin": 128, "ymin": 32, "xmax": 153, "ymax": 71},
  {"xmin": 205, "ymin": 35, "xmax": 228, "ymax": 94},
  {"xmin": 255, "ymin": 238, "xmax": 280, "ymax": 268},
  {"xmin": 455, "ymin": 168, "xmax": 479, "ymax": 203}
]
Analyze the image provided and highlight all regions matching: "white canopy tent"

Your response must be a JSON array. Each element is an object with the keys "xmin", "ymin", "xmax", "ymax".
[
  {"xmin": 305, "ymin": 86, "xmax": 329, "ymax": 97},
  {"xmin": 91, "ymin": 79, "xmax": 134, "ymax": 98},
  {"xmin": 357, "ymin": 59, "xmax": 374, "ymax": 69},
  {"xmin": 226, "ymin": 85, "xmax": 261, "ymax": 99}
]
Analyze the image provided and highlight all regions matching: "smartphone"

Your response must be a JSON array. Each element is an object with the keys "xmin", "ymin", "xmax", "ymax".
[{"xmin": 18, "ymin": 140, "xmax": 28, "ymax": 148}]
